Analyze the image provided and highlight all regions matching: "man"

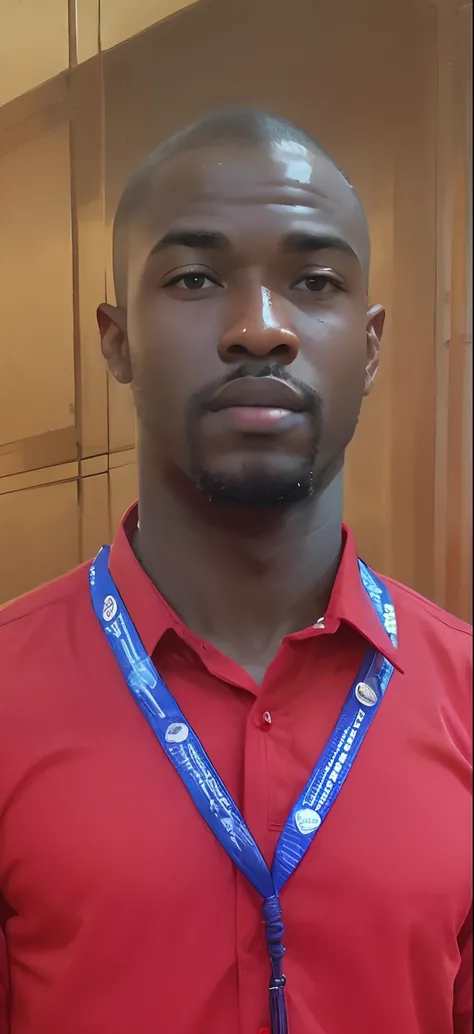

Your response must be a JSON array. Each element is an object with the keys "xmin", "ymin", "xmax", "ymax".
[{"xmin": 0, "ymin": 109, "xmax": 471, "ymax": 1034}]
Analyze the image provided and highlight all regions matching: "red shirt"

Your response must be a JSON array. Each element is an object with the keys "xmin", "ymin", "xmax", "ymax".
[{"xmin": 0, "ymin": 507, "xmax": 471, "ymax": 1034}]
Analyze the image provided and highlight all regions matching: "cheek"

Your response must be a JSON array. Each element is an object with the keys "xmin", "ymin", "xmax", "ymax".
[
  {"xmin": 128, "ymin": 303, "xmax": 193, "ymax": 400},
  {"xmin": 322, "ymin": 358, "xmax": 367, "ymax": 451},
  {"xmin": 126, "ymin": 310, "xmax": 187, "ymax": 450},
  {"xmin": 302, "ymin": 311, "xmax": 367, "ymax": 389},
  {"xmin": 127, "ymin": 300, "xmax": 221, "ymax": 465},
  {"xmin": 130, "ymin": 297, "xmax": 220, "ymax": 386},
  {"xmin": 306, "ymin": 317, "xmax": 368, "ymax": 440}
]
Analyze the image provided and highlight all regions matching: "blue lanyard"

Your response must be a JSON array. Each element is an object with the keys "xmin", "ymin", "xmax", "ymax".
[{"xmin": 90, "ymin": 547, "xmax": 397, "ymax": 1034}]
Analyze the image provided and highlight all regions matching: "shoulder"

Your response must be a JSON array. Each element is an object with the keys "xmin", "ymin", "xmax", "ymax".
[
  {"xmin": 378, "ymin": 570, "xmax": 472, "ymax": 729},
  {"xmin": 380, "ymin": 571, "xmax": 471, "ymax": 643},
  {"xmin": 0, "ymin": 563, "xmax": 102, "ymax": 809},
  {"xmin": 0, "ymin": 562, "xmax": 91, "ymax": 657}
]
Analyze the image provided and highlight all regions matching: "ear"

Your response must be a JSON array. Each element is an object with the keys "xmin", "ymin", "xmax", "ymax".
[
  {"xmin": 364, "ymin": 304, "xmax": 385, "ymax": 396},
  {"xmin": 97, "ymin": 303, "xmax": 132, "ymax": 385}
]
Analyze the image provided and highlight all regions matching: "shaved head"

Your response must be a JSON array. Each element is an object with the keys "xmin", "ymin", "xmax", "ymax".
[{"xmin": 112, "ymin": 107, "xmax": 370, "ymax": 307}]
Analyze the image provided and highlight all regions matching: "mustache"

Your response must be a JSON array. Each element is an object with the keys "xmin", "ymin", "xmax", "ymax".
[{"xmin": 187, "ymin": 363, "xmax": 322, "ymax": 420}]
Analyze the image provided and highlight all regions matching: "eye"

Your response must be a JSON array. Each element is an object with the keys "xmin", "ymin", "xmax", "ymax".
[
  {"xmin": 165, "ymin": 272, "xmax": 221, "ymax": 291},
  {"xmin": 292, "ymin": 274, "xmax": 341, "ymax": 294}
]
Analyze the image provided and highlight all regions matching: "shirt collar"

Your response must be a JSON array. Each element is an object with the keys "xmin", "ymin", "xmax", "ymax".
[
  {"xmin": 109, "ymin": 503, "xmax": 402, "ymax": 672},
  {"xmin": 325, "ymin": 525, "xmax": 403, "ymax": 672}
]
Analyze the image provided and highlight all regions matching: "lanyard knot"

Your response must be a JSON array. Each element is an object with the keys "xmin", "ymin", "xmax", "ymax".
[
  {"xmin": 262, "ymin": 894, "xmax": 286, "ymax": 962},
  {"xmin": 262, "ymin": 895, "xmax": 288, "ymax": 1034}
]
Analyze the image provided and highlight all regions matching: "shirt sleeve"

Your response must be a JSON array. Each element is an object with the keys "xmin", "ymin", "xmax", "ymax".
[
  {"xmin": 454, "ymin": 910, "xmax": 472, "ymax": 1034},
  {"xmin": 0, "ymin": 928, "xmax": 8, "ymax": 1034}
]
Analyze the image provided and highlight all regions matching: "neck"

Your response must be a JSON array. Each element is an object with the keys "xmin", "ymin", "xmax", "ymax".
[{"xmin": 134, "ymin": 448, "xmax": 344, "ymax": 671}]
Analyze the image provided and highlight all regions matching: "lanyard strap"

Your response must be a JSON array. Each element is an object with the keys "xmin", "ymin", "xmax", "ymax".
[{"xmin": 90, "ymin": 548, "xmax": 397, "ymax": 1034}]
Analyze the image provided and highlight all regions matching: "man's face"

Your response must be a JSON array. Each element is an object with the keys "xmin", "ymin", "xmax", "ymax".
[{"xmin": 102, "ymin": 141, "xmax": 383, "ymax": 506}]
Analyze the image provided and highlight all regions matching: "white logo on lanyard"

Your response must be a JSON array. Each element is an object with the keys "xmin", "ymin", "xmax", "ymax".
[
  {"xmin": 295, "ymin": 808, "xmax": 321, "ymax": 835},
  {"xmin": 355, "ymin": 681, "xmax": 378, "ymax": 707},
  {"xmin": 383, "ymin": 603, "xmax": 397, "ymax": 638},
  {"xmin": 102, "ymin": 595, "xmax": 117, "ymax": 622},
  {"xmin": 165, "ymin": 722, "xmax": 189, "ymax": 744}
]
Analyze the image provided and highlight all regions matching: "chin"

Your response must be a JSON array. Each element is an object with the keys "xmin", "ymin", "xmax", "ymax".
[{"xmin": 194, "ymin": 467, "xmax": 315, "ymax": 508}]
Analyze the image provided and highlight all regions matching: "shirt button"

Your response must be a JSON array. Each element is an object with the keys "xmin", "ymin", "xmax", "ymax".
[
  {"xmin": 260, "ymin": 711, "xmax": 272, "ymax": 730},
  {"xmin": 259, "ymin": 1028, "xmax": 270, "ymax": 1034}
]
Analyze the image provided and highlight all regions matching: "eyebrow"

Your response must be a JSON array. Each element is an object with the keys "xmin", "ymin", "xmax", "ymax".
[
  {"xmin": 281, "ymin": 231, "xmax": 357, "ymax": 259},
  {"xmin": 150, "ymin": 230, "xmax": 230, "ymax": 254},
  {"xmin": 149, "ymin": 228, "xmax": 357, "ymax": 260}
]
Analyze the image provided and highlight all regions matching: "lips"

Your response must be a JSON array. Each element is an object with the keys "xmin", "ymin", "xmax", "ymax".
[{"xmin": 208, "ymin": 377, "xmax": 305, "ymax": 413}]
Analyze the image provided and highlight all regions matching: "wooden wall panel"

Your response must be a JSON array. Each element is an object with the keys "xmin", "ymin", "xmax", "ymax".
[
  {"xmin": 343, "ymin": 193, "xmax": 395, "ymax": 576},
  {"xmin": 109, "ymin": 460, "xmax": 138, "ymax": 534},
  {"xmin": 433, "ymin": 0, "xmax": 472, "ymax": 622},
  {"xmin": 80, "ymin": 469, "xmax": 110, "ymax": 560},
  {"xmin": 0, "ymin": 429, "xmax": 78, "ymax": 481},
  {"xmin": 389, "ymin": 3, "xmax": 438, "ymax": 602},
  {"xmin": 0, "ymin": 462, "xmax": 78, "ymax": 498},
  {"xmin": 70, "ymin": 58, "xmax": 109, "ymax": 460},
  {"xmin": 74, "ymin": 0, "xmax": 100, "ymax": 65},
  {"xmin": 0, "ymin": 0, "xmax": 205, "ymax": 112},
  {"xmin": 0, "ymin": 116, "xmax": 76, "ymax": 456},
  {"xmin": 0, "ymin": 0, "xmax": 69, "ymax": 108},
  {"xmin": 100, "ymin": 0, "xmax": 201, "ymax": 51},
  {"xmin": 0, "ymin": 479, "xmax": 79, "ymax": 604}
]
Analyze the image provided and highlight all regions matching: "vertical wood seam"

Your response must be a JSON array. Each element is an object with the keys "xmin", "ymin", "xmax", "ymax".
[{"xmin": 68, "ymin": 0, "xmax": 78, "ymax": 68}]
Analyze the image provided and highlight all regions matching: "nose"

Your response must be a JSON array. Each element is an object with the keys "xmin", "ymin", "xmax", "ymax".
[{"xmin": 218, "ymin": 286, "xmax": 299, "ymax": 365}]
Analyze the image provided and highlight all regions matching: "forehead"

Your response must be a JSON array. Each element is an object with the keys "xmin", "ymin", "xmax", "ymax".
[{"xmin": 133, "ymin": 142, "xmax": 368, "ymax": 266}]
